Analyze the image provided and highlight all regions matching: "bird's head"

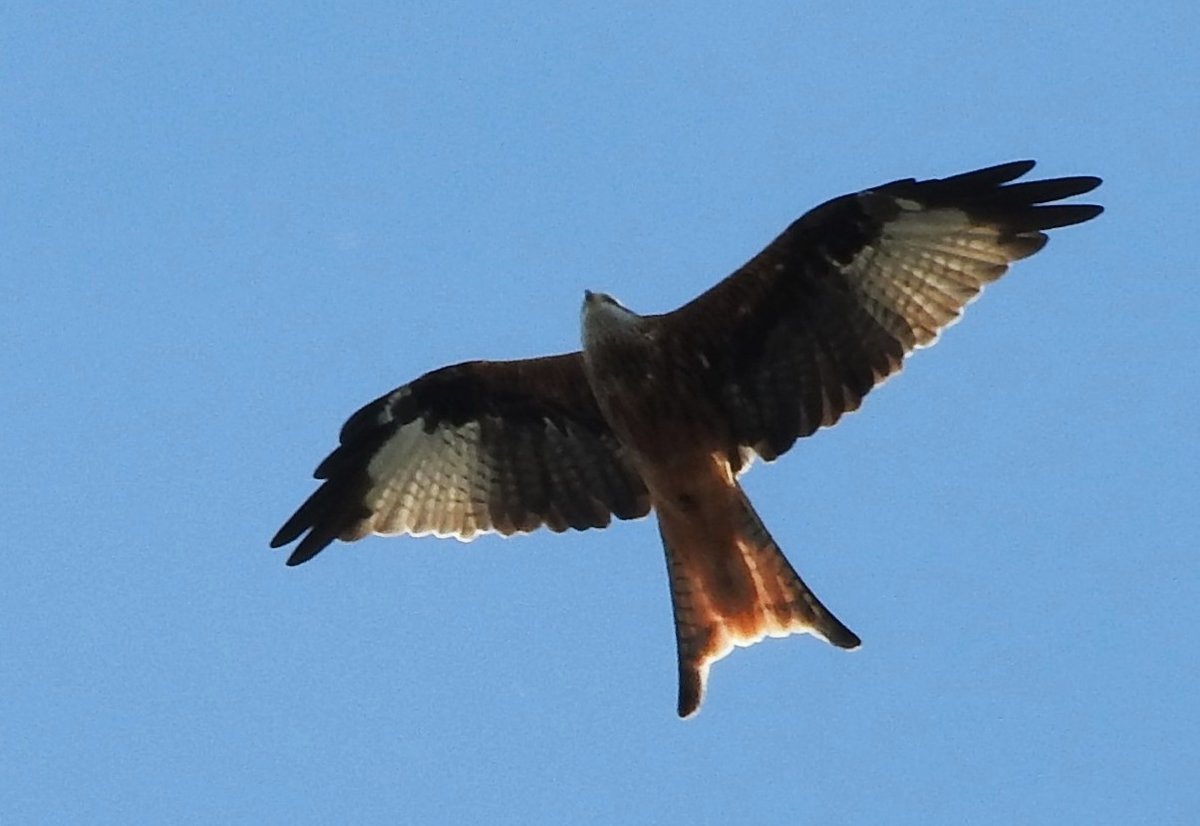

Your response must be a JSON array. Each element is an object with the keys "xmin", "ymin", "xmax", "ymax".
[
  {"xmin": 580, "ymin": 290, "xmax": 643, "ymax": 353},
  {"xmin": 582, "ymin": 289, "xmax": 622, "ymax": 309}
]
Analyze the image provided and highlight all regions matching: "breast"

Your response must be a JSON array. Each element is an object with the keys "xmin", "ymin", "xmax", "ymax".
[{"xmin": 586, "ymin": 363, "xmax": 722, "ymax": 480}]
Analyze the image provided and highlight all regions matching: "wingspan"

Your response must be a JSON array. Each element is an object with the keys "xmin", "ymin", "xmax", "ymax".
[
  {"xmin": 660, "ymin": 160, "xmax": 1103, "ymax": 465},
  {"xmin": 271, "ymin": 353, "xmax": 651, "ymax": 565}
]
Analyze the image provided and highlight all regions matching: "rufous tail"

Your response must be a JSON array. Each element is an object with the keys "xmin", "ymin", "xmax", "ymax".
[{"xmin": 658, "ymin": 486, "xmax": 859, "ymax": 718}]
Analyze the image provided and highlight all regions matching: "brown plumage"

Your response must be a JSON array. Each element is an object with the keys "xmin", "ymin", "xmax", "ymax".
[{"xmin": 272, "ymin": 160, "xmax": 1102, "ymax": 717}]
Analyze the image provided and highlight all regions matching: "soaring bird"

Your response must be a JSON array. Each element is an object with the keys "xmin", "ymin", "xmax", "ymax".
[{"xmin": 272, "ymin": 160, "xmax": 1102, "ymax": 717}]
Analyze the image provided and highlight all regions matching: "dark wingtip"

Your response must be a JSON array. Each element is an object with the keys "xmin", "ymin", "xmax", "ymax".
[
  {"xmin": 284, "ymin": 530, "xmax": 336, "ymax": 566},
  {"xmin": 942, "ymin": 159, "xmax": 1037, "ymax": 187},
  {"xmin": 270, "ymin": 520, "xmax": 304, "ymax": 550},
  {"xmin": 270, "ymin": 495, "xmax": 320, "ymax": 552},
  {"xmin": 271, "ymin": 506, "xmax": 336, "ymax": 565},
  {"xmin": 271, "ymin": 465, "xmax": 367, "ymax": 565},
  {"xmin": 285, "ymin": 549, "xmax": 313, "ymax": 567},
  {"xmin": 1025, "ymin": 203, "xmax": 1105, "ymax": 232}
]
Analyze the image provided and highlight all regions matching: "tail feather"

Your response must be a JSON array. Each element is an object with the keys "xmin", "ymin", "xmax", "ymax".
[{"xmin": 659, "ymin": 486, "xmax": 858, "ymax": 718}]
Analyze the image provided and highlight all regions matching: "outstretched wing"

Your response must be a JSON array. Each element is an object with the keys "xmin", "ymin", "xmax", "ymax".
[
  {"xmin": 271, "ymin": 353, "xmax": 651, "ymax": 566},
  {"xmin": 660, "ymin": 160, "xmax": 1103, "ymax": 464}
]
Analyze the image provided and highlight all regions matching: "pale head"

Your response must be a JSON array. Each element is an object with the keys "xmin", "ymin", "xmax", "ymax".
[{"xmin": 580, "ymin": 289, "xmax": 644, "ymax": 355}]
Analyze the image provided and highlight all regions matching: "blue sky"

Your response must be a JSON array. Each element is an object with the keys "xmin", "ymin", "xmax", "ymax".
[{"xmin": 3, "ymin": 3, "xmax": 1197, "ymax": 823}]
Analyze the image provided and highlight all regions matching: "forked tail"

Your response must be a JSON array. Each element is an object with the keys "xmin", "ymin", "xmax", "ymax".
[{"xmin": 658, "ymin": 486, "xmax": 859, "ymax": 718}]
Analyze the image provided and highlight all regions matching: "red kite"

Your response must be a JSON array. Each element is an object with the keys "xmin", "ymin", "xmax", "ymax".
[{"xmin": 272, "ymin": 160, "xmax": 1102, "ymax": 717}]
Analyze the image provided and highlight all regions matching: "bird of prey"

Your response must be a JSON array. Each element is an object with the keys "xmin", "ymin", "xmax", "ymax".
[{"xmin": 272, "ymin": 160, "xmax": 1102, "ymax": 718}]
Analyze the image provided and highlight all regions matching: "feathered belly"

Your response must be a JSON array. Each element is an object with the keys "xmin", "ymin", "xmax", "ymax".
[{"xmin": 589, "ymin": 366, "xmax": 728, "ymax": 465}]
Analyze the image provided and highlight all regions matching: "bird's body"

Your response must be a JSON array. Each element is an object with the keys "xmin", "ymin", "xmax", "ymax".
[
  {"xmin": 272, "ymin": 161, "xmax": 1103, "ymax": 716},
  {"xmin": 579, "ymin": 291, "xmax": 860, "ymax": 714}
]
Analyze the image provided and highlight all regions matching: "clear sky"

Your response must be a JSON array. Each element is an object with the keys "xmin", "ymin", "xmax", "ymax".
[{"xmin": 3, "ymin": 3, "xmax": 1197, "ymax": 824}]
